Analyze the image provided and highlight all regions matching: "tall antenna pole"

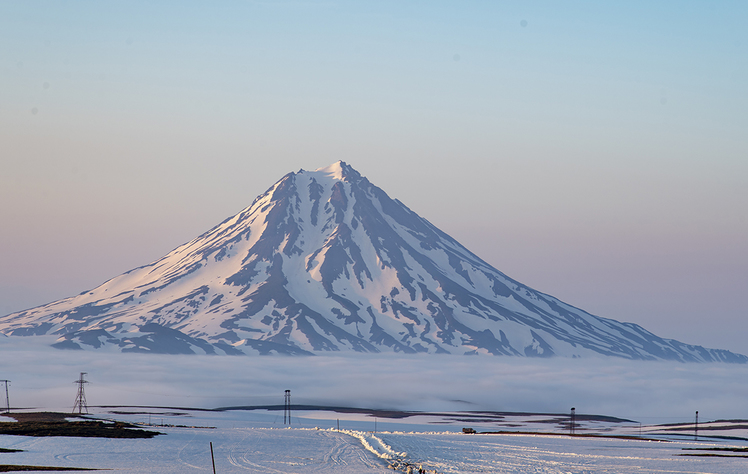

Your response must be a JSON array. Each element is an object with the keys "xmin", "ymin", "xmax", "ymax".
[
  {"xmin": 570, "ymin": 407, "xmax": 575, "ymax": 435},
  {"xmin": 0, "ymin": 380, "xmax": 9, "ymax": 414},
  {"xmin": 283, "ymin": 390, "xmax": 291, "ymax": 425},
  {"xmin": 72, "ymin": 372, "xmax": 89, "ymax": 415},
  {"xmin": 694, "ymin": 411, "xmax": 699, "ymax": 440}
]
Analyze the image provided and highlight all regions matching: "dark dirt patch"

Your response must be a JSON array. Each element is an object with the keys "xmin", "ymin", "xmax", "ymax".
[
  {"xmin": 683, "ymin": 447, "xmax": 748, "ymax": 453},
  {"xmin": 657, "ymin": 424, "xmax": 748, "ymax": 432},
  {"xmin": 108, "ymin": 411, "xmax": 189, "ymax": 417},
  {"xmin": 0, "ymin": 413, "xmax": 160, "ymax": 439},
  {"xmin": 0, "ymin": 466, "xmax": 98, "ymax": 472},
  {"xmin": 3, "ymin": 413, "xmax": 72, "ymax": 423},
  {"xmin": 678, "ymin": 453, "xmax": 748, "ymax": 458},
  {"xmin": 478, "ymin": 430, "xmax": 667, "ymax": 442}
]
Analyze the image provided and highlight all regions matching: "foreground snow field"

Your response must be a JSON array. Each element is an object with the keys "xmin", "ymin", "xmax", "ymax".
[
  {"xmin": 3, "ymin": 409, "xmax": 748, "ymax": 474},
  {"xmin": 1, "ymin": 425, "xmax": 386, "ymax": 473},
  {"xmin": 382, "ymin": 432, "xmax": 748, "ymax": 474}
]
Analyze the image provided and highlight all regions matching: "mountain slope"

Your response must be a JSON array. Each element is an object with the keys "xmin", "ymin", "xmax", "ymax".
[{"xmin": 1, "ymin": 162, "xmax": 744, "ymax": 362}]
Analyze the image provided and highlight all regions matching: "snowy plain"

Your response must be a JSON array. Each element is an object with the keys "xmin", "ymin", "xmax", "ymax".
[
  {"xmin": 3, "ymin": 337, "xmax": 748, "ymax": 472},
  {"xmin": 3, "ymin": 410, "xmax": 748, "ymax": 474}
]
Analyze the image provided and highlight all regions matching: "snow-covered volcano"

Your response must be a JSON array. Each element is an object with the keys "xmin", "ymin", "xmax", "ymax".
[{"xmin": 1, "ymin": 162, "xmax": 744, "ymax": 362}]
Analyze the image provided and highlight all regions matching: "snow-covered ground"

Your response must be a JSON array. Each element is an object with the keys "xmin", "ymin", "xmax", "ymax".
[
  {"xmin": 1, "ymin": 422, "xmax": 386, "ymax": 473},
  {"xmin": 3, "ymin": 407, "xmax": 748, "ymax": 474},
  {"xmin": 381, "ymin": 431, "xmax": 748, "ymax": 474}
]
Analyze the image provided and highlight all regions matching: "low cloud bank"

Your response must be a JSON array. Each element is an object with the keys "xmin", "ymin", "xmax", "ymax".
[{"xmin": 2, "ymin": 337, "xmax": 746, "ymax": 424}]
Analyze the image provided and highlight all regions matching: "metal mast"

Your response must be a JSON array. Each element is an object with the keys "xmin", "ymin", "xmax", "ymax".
[
  {"xmin": 0, "ymin": 380, "xmax": 9, "ymax": 413},
  {"xmin": 283, "ymin": 390, "xmax": 291, "ymax": 425},
  {"xmin": 570, "ymin": 407, "xmax": 576, "ymax": 435},
  {"xmin": 72, "ymin": 372, "xmax": 89, "ymax": 415},
  {"xmin": 694, "ymin": 411, "xmax": 699, "ymax": 440}
]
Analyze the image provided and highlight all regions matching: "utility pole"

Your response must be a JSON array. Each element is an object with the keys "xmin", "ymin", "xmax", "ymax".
[
  {"xmin": 210, "ymin": 442, "xmax": 216, "ymax": 474},
  {"xmin": 283, "ymin": 390, "xmax": 291, "ymax": 425},
  {"xmin": 570, "ymin": 408, "xmax": 575, "ymax": 435},
  {"xmin": 72, "ymin": 372, "xmax": 89, "ymax": 415},
  {"xmin": 1, "ymin": 380, "xmax": 9, "ymax": 414}
]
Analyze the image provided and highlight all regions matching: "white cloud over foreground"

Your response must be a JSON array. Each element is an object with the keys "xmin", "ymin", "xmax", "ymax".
[{"xmin": 2, "ymin": 336, "xmax": 746, "ymax": 425}]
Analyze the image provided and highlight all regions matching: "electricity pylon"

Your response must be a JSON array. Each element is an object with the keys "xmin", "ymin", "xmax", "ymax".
[
  {"xmin": 283, "ymin": 390, "xmax": 291, "ymax": 425},
  {"xmin": 72, "ymin": 372, "xmax": 89, "ymax": 415},
  {"xmin": 570, "ymin": 407, "xmax": 576, "ymax": 435}
]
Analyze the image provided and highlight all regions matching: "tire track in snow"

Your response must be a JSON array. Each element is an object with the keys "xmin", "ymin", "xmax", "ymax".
[
  {"xmin": 221, "ymin": 428, "xmax": 353, "ymax": 473},
  {"xmin": 226, "ymin": 447, "xmax": 258, "ymax": 471},
  {"xmin": 175, "ymin": 431, "xmax": 207, "ymax": 470},
  {"xmin": 321, "ymin": 430, "xmax": 349, "ymax": 467}
]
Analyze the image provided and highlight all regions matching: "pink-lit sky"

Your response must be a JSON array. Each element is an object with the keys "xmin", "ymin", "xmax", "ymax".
[{"xmin": 1, "ymin": 1, "xmax": 746, "ymax": 354}]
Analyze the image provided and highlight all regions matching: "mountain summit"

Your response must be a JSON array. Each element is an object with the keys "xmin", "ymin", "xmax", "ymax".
[{"xmin": 1, "ymin": 161, "xmax": 744, "ymax": 362}]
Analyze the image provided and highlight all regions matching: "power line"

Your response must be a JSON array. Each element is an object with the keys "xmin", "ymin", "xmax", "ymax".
[{"xmin": 72, "ymin": 372, "xmax": 89, "ymax": 415}]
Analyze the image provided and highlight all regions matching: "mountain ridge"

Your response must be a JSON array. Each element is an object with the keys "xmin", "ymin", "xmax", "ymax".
[{"xmin": 1, "ymin": 161, "xmax": 744, "ymax": 363}]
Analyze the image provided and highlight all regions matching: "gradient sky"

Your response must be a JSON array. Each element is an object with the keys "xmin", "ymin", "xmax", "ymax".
[{"xmin": 1, "ymin": 1, "xmax": 746, "ymax": 353}]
